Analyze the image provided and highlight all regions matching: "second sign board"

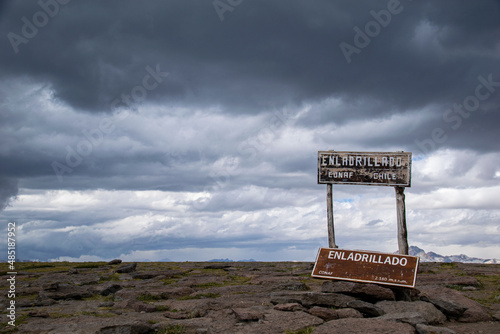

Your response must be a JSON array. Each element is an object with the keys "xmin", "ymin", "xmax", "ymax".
[{"xmin": 318, "ymin": 151, "xmax": 412, "ymax": 187}]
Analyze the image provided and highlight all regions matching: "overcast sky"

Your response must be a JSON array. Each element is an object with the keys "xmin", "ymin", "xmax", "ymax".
[{"xmin": 1, "ymin": 0, "xmax": 499, "ymax": 262}]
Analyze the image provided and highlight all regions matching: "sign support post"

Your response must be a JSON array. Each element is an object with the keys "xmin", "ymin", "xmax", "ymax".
[
  {"xmin": 395, "ymin": 186, "xmax": 408, "ymax": 255},
  {"xmin": 326, "ymin": 184, "xmax": 337, "ymax": 248}
]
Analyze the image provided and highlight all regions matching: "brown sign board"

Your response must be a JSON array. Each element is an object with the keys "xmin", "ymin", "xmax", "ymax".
[
  {"xmin": 318, "ymin": 151, "xmax": 412, "ymax": 187},
  {"xmin": 312, "ymin": 248, "xmax": 419, "ymax": 288}
]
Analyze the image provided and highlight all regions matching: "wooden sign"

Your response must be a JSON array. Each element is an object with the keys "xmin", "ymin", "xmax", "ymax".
[
  {"xmin": 312, "ymin": 248, "xmax": 419, "ymax": 288},
  {"xmin": 318, "ymin": 151, "xmax": 412, "ymax": 187}
]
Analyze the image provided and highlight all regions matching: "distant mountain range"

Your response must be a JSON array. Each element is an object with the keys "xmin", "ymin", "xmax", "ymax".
[
  {"xmin": 409, "ymin": 246, "xmax": 499, "ymax": 264},
  {"xmin": 208, "ymin": 258, "xmax": 256, "ymax": 262}
]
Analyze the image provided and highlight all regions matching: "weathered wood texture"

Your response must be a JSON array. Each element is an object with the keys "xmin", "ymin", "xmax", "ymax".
[
  {"xmin": 395, "ymin": 186, "xmax": 409, "ymax": 255},
  {"xmin": 326, "ymin": 184, "xmax": 337, "ymax": 248},
  {"xmin": 318, "ymin": 151, "xmax": 412, "ymax": 187},
  {"xmin": 312, "ymin": 248, "xmax": 419, "ymax": 288}
]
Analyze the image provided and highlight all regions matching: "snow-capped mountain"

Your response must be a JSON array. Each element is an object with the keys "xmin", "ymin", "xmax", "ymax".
[{"xmin": 409, "ymin": 246, "xmax": 499, "ymax": 264}]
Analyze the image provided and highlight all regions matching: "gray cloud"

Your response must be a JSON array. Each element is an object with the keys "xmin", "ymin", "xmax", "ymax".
[
  {"xmin": 0, "ymin": 177, "xmax": 18, "ymax": 211},
  {"xmin": 1, "ymin": 0, "xmax": 499, "ymax": 261}
]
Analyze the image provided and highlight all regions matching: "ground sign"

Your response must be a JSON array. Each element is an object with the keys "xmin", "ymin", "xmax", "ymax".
[
  {"xmin": 312, "ymin": 248, "xmax": 419, "ymax": 288},
  {"xmin": 318, "ymin": 151, "xmax": 412, "ymax": 187}
]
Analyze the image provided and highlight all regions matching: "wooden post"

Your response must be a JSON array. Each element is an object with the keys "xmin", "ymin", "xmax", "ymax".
[
  {"xmin": 395, "ymin": 186, "xmax": 409, "ymax": 255},
  {"xmin": 327, "ymin": 184, "xmax": 338, "ymax": 248}
]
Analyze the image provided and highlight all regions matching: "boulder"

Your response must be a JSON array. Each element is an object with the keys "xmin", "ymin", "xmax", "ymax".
[
  {"xmin": 270, "ymin": 291, "xmax": 357, "ymax": 308},
  {"xmin": 277, "ymin": 281, "xmax": 309, "ymax": 291},
  {"xmin": 114, "ymin": 299, "xmax": 157, "ymax": 313},
  {"xmin": 346, "ymin": 300, "xmax": 385, "ymax": 317},
  {"xmin": 97, "ymin": 322, "xmax": 152, "ymax": 334},
  {"xmin": 273, "ymin": 303, "xmax": 304, "ymax": 312},
  {"xmin": 416, "ymin": 323, "xmax": 457, "ymax": 334},
  {"xmin": 93, "ymin": 282, "xmax": 123, "ymax": 296},
  {"xmin": 322, "ymin": 281, "xmax": 395, "ymax": 302},
  {"xmin": 39, "ymin": 284, "xmax": 92, "ymax": 300},
  {"xmin": 232, "ymin": 307, "xmax": 265, "ymax": 321},
  {"xmin": 376, "ymin": 300, "xmax": 447, "ymax": 325},
  {"xmin": 335, "ymin": 308, "xmax": 364, "ymax": 319},
  {"xmin": 306, "ymin": 306, "xmax": 363, "ymax": 321},
  {"xmin": 314, "ymin": 318, "xmax": 415, "ymax": 334},
  {"xmin": 378, "ymin": 311, "xmax": 428, "ymax": 326},
  {"xmin": 115, "ymin": 263, "xmax": 137, "ymax": 273},
  {"xmin": 419, "ymin": 286, "xmax": 491, "ymax": 323},
  {"xmin": 306, "ymin": 306, "xmax": 340, "ymax": 321},
  {"xmin": 262, "ymin": 310, "xmax": 324, "ymax": 332},
  {"xmin": 108, "ymin": 259, "xmax": 122, "ymax": 265}
]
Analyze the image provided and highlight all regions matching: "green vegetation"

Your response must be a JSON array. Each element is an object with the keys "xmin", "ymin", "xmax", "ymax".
[
  {"xmin": 20, "ymin": 263, "xmax": 55, "ymax": 270},
  {"xmin": 83, "ymin": 294, "xmax": 114, "ymax": 302},
  {"xmin": 178, "ymin": 293, "xmax": 220, "ymax": 300},
  {"xmin": 80, "ymin": 311, "xmax": 116, "ymax": 318},
  {"xmin": 466, "ymin": 274, "xmax": 500, "ymax": 307},
  {"xmin": 137, "ymin": 293, "xmax": 166, "ymax": 302},
  {"xmin": 285, "ymin": 326, "xmax": 315, "ymax": 334},
  {"xmin": 99, "ymin": 273, "xmax": 121, "ymax": 282},
  {"xmin": 154, "ymin": 324, "xmax": 185, "ymax": 334},
  {"xmin": 74, "ymin": 262, "xmax": 107, "ymax": 269}
]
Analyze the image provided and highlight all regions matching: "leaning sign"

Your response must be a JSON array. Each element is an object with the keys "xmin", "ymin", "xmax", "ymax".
[
  {"xmin": 314, "ymin": 150, "xmax": 416, "ymax": 288},
  {"xmin": 312, "ymin": 248, "xmax": 419, "ymax": 288},
  {"xmin": 318, "ymin": 151, "xmax": 411, "ymax": 186}
]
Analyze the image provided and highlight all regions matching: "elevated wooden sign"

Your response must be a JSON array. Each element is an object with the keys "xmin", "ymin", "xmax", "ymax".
[
  {"xmin": 312, "ymin": 248, "xmax": 419, "ymax": 288},
  {"xmin": 318, "ymin": 151, "xmax": 412, "ymax": 187}
]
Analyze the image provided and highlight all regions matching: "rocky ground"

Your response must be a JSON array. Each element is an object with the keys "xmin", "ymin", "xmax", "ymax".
[{"xmin": 0, "ymin": 260, "xmax": 499, "ymax": 333}]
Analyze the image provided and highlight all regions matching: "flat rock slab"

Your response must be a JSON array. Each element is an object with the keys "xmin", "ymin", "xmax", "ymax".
[
  {"xmin": 314, "ymin": 318, "xmax": 415, "ymax": 334},
  {"xmin": 322, "ymin": 280, "xmax": 396, "ymax": 302},
  {"xmin": 378, "ymin": 311, "xmax": 428, "ymax": 326},
  {"xmin": 419, "ymin": 286, "xmax": 492, "ymax": 323},
  {"xmin": 376, "ymin": 300, "xmax": 447, "ymax": 325}
]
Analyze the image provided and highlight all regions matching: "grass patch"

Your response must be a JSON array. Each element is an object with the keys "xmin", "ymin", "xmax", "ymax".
[
  {"xmin": 440, "ymin": 262, "xmax": 458, "ymax": 269},
  {"xmin": 137, "ymin": 293, "xmax": 166, "ymax": 302},
  {"xmin": 466, "ymin": 274, "xmax": 500, "ymax": 307},
  {"xmin": 49, "ymin": 312, "xmax": 73, "ymax": 318},
  {"xmin": 192, "ymin": 275, "xmax": 251, "ymax": 289},
  {"xmin": 154, "ymin": 324, "xmax": 185, "ymax": 334},
  {"xmin": 74, "ymin": 262, "xmax": 107, "ymax": 269},
  {"xmin": 285, "ymin": 326, "xmax": 315, "ymax": 334},
  {"xmin": 178, "ymin": 293, "xmax": 220, "ymax": 300},
  {"xmin": 99, "ymin": 273, "xmax": 121, "ymax": 282},
  {"xmin": 193, "ymin": 281, "xmax": 226, "ymax": 289},
  {"xmin": 11, "ymin": 262, "xmax": 72, "ymax": 273},
  {"xmin": 21, "ymin": 263, "xmax": 55, "ymax": 270},
  {"xmin": 83, "ymin": 294, "xmax": 114, "ymax": 302},
  {"xmin": 155, "ymin": 305, "xmax": 171, "ymax": 312},
  {"xmin": 162, "ymin": 277, "xmax": 181, "ymax": 285},
  {"xmin": 80, "ymin": 311, "xmax": 116, "ymax": 318}
]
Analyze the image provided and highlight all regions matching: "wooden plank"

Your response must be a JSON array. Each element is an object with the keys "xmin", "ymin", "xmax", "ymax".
[
  {"xmin": 326, "ymin": 184, "xmax": 337, "ymax": 248},
  {"xmin": 395, "ymin": 186, "xmax": 409, "ymax": 255},
  {"xmin": 312, "ymin": 248, "xmax": 419, "ymax": 288},
  {"xmin": 318, "ymin": 151, "xmax": 411, "ymax": 187}
]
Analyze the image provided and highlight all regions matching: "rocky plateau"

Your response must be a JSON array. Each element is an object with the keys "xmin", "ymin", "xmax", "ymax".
[{"xmin": 1, "ymin": 260, "xmax": 499, "ymax": 333}]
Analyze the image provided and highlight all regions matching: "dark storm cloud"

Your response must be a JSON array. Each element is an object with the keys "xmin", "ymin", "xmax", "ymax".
[
  {"xmin": 2, "ymin": 0, "xmax": 497, "ymax": 116},
  {"xmin": 0, "ymin": 177, "xmax": 18, "ymax": 211},
  {"xmin": 1, "ymin": 1, "xmax": 500, "ymax": 262}
]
